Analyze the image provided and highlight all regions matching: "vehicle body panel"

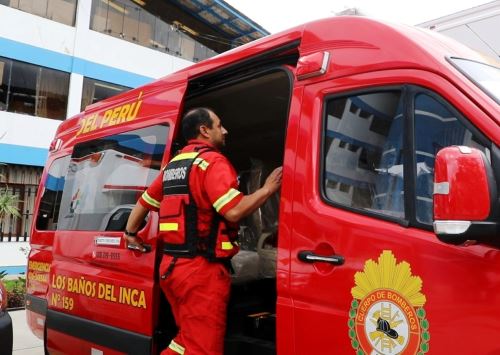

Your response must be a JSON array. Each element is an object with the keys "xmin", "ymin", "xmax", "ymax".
[{"xmin": 25, "ymin": 16, "xmax": 499, "ymax": 355}]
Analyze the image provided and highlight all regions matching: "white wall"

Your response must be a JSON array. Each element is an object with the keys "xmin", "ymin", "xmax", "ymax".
[
  {"xmin": 0, "ymin": 112, "xmax": 61, "ymax": 149},
  {"xmin": 0, "ymin": 4, "xmax": 192, "ymax": 82},
  {"xmin": 419, "ymin": 1, "xmax": 500, "ymax": 59},
  {"xmin": 0, "ymin": 5, "xmax": 76, "ymax": 56},
  {"xmin": 74, "ymin": 28, "xmax": 192, "ymax": 78},
  {"xmin": 0, "ymin": 3, "xmax": 195, "ymax": 155},
  {"xmin": 0, "ymin": 242, "xmax": 29, "ymax": 271}
]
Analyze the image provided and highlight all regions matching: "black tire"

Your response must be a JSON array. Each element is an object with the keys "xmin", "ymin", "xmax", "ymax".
[
  {"xmin": 0, "ymin": 312, "xmax": 13, "ymax": 355},
  {"xmin": 44, "ymin": 322, "xmax": 49, "ymax": 355}
]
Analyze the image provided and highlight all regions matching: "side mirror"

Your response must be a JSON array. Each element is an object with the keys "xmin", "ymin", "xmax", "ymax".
[{"xmin": 433, "ymin": 146, "xmax": 498, "ymax": 244}]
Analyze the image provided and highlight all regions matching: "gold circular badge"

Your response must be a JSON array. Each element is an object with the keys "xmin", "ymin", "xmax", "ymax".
[{"xmin": 349, "ymin": 251, "xmax": 430, "ymax": 354}]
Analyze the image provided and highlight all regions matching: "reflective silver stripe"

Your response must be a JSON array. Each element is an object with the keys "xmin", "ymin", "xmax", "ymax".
[
  {"xmin": 458, "ymin": 146, "xmax": 472, "ymax": 154},
  {"xmin": 168, "ymin": 340, "xmax": 185, "ymax": 354},
  {"xmin": 433, "ymin": 182, "xmax": 450, "ymax": 195},
  {"xmin": 142, "ymin": 191, "xmax": 160, "ymax": 208},
  {"xmin": 193, "ymin": 157, "xmax": 209, "ymax": 171},
  {"xmin": 433, "ymin": 221, "xmax": 471, "ymax": 235},
  {"xmin": 213, "ymin": 188, "xmax": 241, "ymax": 212}
]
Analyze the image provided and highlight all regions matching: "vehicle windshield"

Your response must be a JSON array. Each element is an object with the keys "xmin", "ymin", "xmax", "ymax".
[{"xmin": 450, "ymin": 58, "xmax": 500, "ymax": 104}]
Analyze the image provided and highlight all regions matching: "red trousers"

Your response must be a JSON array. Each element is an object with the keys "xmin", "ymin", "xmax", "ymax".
[{"xmin": 160, "ymin": 255, "xmax": 231, "ymax": 355}]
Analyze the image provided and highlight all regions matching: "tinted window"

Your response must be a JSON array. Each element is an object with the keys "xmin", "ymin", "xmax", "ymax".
[
  {"xmin": 450, "ymin": 58, "xmax": 500, "ymax": 103},
  {"xmin": 8, "ymin": 59, "xmax": 38, "ymax": 116},
  {"xmin": 89, "ymin": 0, "xmax": 218, "ymax": 62},
  {"xmin": 414, "ymin": 93, "xmax": 488, "ymax": 224},
  {"xmin": 1, "ymin": 0, "xmax": 77, "ymax": 26},
  {"xmin": 0, "ymin": 56, "xmax": 70, "ymax": 119},
  {"xmin": 36, "ymin": 156, "xmax": 71, "ymax": 230},
  {"xmin": 323, "ymin": 91, "xmax": 405, "ymax": 219},
  {"xmin": 57, "ymin": 125, "xmax": 168, "ymax": 231},
  {"xmin": 81, "ymin": 78, "xmax": 130, "ymax": 111}
]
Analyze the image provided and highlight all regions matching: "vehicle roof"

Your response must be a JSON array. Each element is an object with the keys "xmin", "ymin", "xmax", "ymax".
[
  {"xmin": 58, "ymin": 16, "xmax": 498, "ymax": 137},
  {"xmin": 168, "ymin": 15, "xmax": 489, "ymax": 83}
]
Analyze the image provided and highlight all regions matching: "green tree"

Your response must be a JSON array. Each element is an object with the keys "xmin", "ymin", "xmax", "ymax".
[
  {"xmin": 0, "ymin": 169, "xmax": 21, "ymax": 221},
  {"xmin": 0, "ymin": 190, "xmax": 21, "ymax": 220}
]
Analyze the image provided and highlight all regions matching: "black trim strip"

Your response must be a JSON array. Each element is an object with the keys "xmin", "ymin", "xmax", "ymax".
[
  {"xmin": 46, "ymin": 309, "xmax": 152, "ymax": 354},
  {"xmin": 187, "ymin": 40, "xmax": 300, "ymax": 97},
  {"xmin": 25, "ymin": 294, "xmax": 47, "ymax": 316},
  {"xmin": 404, "ymin": 85, "xmax": 416, "ymax": 228}
]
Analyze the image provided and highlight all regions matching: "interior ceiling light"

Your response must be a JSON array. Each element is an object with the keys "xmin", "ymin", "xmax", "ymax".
[{"xmin": 131, "ymin": 0, "xmax": 146, "ymax": 5}]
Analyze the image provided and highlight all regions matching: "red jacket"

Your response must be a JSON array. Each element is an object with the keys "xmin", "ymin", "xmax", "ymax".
[{"xmin": 139, "ymin": 139, "xmax": 242, "ymax": 248}]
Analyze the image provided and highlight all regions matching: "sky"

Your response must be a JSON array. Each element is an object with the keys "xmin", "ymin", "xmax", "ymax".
[{"xmin": 224, "ymin": 0, "xmax": 494, "ymax": 33}]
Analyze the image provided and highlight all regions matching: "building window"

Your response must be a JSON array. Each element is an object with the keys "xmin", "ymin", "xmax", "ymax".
[
  {"xmin": 0, "ymin": 164, "xmax": 42, "ymax": 241},
  {"xmin": 322, "ymin": 91, "xmax": 405, "ymax": 220},
  {"xmin": 0, "ymin": 56, "xmax": 70, "ymax": 120},
  {"xmin": 90, "ymin": 0, "xmax": 218, "ymax": 62},
  {"xmin": 0, "ymin": 0, "xmax": 77, "ymax": 26},
  {"xmin": 81, "ymin": 78, "xmax": 130, "ymax": 111}
]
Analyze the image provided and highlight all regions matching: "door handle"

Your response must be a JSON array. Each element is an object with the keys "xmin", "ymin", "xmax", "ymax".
[
  {"xmin": 127, "ymin": 243, "xmax": 152, "ymax": 253},
  {"xmin": 298, "ymin": 250, "xmax": 345, "ymax": 265}
]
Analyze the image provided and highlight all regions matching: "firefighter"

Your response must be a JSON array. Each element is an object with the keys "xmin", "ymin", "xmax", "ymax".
[{"xmin": 123, "ymin": 107, "xmax": 282, "ymax": 355}]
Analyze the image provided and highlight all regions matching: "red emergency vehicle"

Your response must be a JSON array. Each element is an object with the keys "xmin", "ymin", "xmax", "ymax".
[{"xmin": 26, "ymin": 16, "xmax": 499, "ymax": 354}]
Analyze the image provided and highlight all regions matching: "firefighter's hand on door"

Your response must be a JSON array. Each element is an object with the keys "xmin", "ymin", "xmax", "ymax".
[
  {"xmin": 124, "ymin": 234, "xmax": 149, "ymax": 253},
  {"xmin": 264, "ymin": 166, "xmax": 283, "ymax": 194}
]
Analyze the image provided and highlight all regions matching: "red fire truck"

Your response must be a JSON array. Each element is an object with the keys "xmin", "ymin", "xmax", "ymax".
[{"xmin": 26, "ymin": 16, "xmax": 499, "ymax": 354}]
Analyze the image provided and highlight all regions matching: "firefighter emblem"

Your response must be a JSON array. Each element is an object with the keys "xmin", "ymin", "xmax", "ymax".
[{"xmin": 349, "ymin": 251, "xmax": 430, "ymax": 354}]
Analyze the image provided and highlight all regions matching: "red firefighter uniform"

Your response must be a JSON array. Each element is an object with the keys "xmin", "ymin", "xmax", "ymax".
[{"xmin": 138, "ymin": 139, "xmax": 243, "ymax": 355}]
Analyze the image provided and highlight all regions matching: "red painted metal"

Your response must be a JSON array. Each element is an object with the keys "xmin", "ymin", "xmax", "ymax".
[
  {"xmin": 26, "ymin": 16, "xmax": 500, "ymax": 355},
  {"xmin": 283, "ymin": 67, "xmax": 499, "ymax": 355},
  {"xmin": 434, "ymin": 147, "xmax": 491, "ymax": 220}
]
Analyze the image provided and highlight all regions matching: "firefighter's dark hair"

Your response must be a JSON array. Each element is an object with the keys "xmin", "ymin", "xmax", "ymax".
[{"xmin": 181, "ymin": 107, "xmax": 215, "ymax": 141}]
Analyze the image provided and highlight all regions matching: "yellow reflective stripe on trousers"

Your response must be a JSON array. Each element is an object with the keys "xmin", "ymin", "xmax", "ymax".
[
  {"xmin": 221, "ymin": 242, "xmax": 233, "ymax": 250},
  {"xmin": 141, "ymin": 191, "xmax": 160, "ymax": 208},
  {"xmin": 213, "ymin": 188, "xmax": 241, "ymax": 212},
  {"xmin": 159, "ymin": 223, "xmax": 178, "ymax": 231},
  {"xmin": 170, "ymin": 152, "xmax": 199, "ymax": 162},
  {"xmin": 168, "ymin": 340, "xmax": 185, "ymax": 355}
]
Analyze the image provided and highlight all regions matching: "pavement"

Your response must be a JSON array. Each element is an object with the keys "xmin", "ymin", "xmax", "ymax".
[{"xmin": 9, "ymin": 309, "xmax": 44, "ymax": 355}]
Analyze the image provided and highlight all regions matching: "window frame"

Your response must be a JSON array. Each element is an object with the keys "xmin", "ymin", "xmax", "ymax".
[
  {"xmin": 407, "ymin": 85, "xmax": 491, "ymax": 231},
  {"xmin": 0, "ymin": 55, "xmax": 70, "ymax": 119},
  {"xmin": 447, "ymin": 56, "xmax": 500, "ymax": 105},
  {"xmin": 35, "ymin": 155, "xmax": 71, "ymax": 231},
  {"xmin": 319, "ymin": 84, "xmax": 492, "ymax": 231},
  {"xmin": 54, "ymin": 123, "xmax": 170, "ymax": 232},
  {"xmin": 319, "ymin": 85, "xmax": 410, "ymax": 227}
]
